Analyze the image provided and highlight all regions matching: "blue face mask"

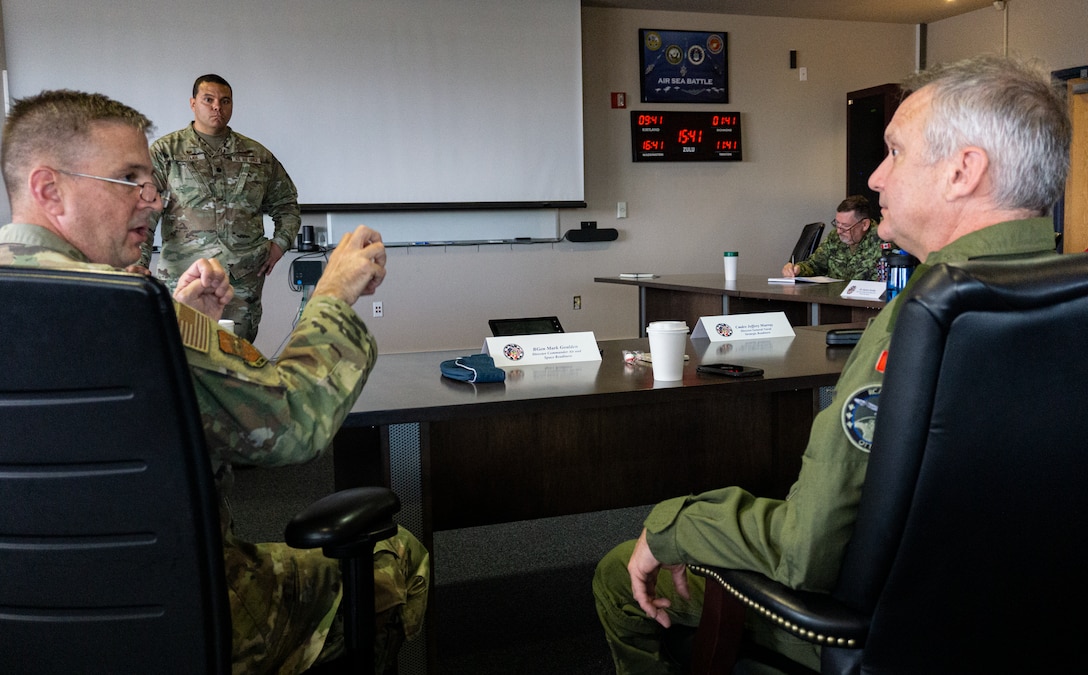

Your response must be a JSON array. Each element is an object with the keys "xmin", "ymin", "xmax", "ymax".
[{"xmin": 440, "ymin": 354, "xmax": 506, "ymax": 383}]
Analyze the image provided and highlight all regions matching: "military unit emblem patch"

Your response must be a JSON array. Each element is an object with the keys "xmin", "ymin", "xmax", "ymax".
[
  {"xmin": 218, "ymin": 329, "xmax": 268, "ymax": 368},
  {"xmin": 842, "ymin": 384, "xmax": 881, "ymax": 452}
]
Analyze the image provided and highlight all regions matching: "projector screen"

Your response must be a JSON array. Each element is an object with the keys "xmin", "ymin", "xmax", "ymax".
[{"xmin": 2, "ymin": 0, "xmax": 585, "ymax": 210}]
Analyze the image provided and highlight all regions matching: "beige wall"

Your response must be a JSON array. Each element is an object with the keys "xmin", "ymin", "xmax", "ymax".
[
  {"xmin": 928, "ymin": 0, "xmax": 1087, "ymax": 71},
  {"xmin": 5, "ymin": 2, "xmax": 1083, "ymax": 357},
  {"xmin": 324, "ymin": 0, "xmax": 1081, "ymax": 357},
  {"xmin": 254, "ymin": 8, "xmax": 917, "ymax": 356}
]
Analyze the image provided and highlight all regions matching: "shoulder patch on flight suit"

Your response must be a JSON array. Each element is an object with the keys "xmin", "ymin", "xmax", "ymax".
[
  {"xmin": 217, "ymin": 329, "xmax": 268, "ymax": 368},
  {"xmin": 842, "ymin": 385, "xmax": 880, "ymax": 452},
  {"xmin": 176, "ymin": 303, "xmax": 212, "ymax": 353}
]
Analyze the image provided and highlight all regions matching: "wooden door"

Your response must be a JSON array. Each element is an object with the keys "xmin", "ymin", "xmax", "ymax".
[{"xmin": 1064, "ymin": 79, "xmax": 1088, "ymax": 253}]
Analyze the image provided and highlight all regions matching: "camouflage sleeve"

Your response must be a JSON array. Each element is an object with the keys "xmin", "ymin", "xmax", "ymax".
[
  {"xmin": 139, "ymin": 140, "xmax": 170, "ymax": 269},
  {"xmin": 263, "ymin": 155, "xmax": 301, "ymax": 253},
  {"xmin": 179, "ymin": 295, "xmax": 377, "ymax": 469},
  {"xmin": 795, "ymin": 239, "xmax": 830, "ymax": 277}
]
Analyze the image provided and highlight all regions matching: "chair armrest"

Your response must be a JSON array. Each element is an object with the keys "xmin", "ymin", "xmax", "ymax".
[
  {"xmin": 285, "ymin": 486, "xmax": 400, "ymax": 558},
  {"xmin": 689, "ymin": 565, "xmax": 869, "ymax": 649}
]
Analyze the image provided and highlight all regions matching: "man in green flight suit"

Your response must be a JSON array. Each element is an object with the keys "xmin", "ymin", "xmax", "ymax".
[
  {"xmin": 138, "ymin": 73, "xmax": 300, "ymax": 342},
  {"xmin": 781, "ymin": 194, "xmax": 885, "ymax": 281},
  {"xmin": 0, "ymin": 89, "xmax": 428, "ymax": 675},
  {"xmin": 594, "ymin": 54, "xmax": 1070, "ymax": 673}
]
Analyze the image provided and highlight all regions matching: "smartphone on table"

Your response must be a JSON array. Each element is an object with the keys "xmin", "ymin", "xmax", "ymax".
[{"xmin": 696, "ymin": 363, "xmax": 764, "ymax": 378}]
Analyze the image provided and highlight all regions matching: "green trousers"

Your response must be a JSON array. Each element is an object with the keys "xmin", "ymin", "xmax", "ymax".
[
  {"xmin": 594, "ymin": 540, "xmax": 707, "ymax": 674},
  {"xmin": 593, "ymin": 540, "xmax": 820, "ymax": 674}
]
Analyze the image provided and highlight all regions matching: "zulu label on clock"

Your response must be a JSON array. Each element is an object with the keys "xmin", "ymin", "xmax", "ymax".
[{"xmin": 631, "ymin": 111, "xmax": 742, "ymax": 162}]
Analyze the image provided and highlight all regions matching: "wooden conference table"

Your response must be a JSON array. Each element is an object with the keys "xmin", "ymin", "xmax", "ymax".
[
  {"xmin": 595, "ymin": 273, "xmax": 884, "ymax": 336},
  {"xmin": 332, "ymin": 330, "xmax": 850, "ymax": 549}
]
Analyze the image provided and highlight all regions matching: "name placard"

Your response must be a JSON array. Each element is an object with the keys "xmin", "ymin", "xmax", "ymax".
[
  {"xmin": 483, "ymin": 331, "xmax": 602, "ymax": 366},
  {"xmin": 692, "ymin": 336, "xmax": 796, "ymax": 362},
  {"xmin": 690, "ymin": 312, "xmax": 794, "ymax": 341},
  {"xmin": 840, "ymin": 280, "xmax": 886, "ymax": 300}
]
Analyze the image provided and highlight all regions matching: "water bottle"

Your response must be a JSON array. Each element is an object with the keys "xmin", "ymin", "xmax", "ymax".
[{"xmin": 886, "ymin": 250, "xmax": 919, "ymax": 300}]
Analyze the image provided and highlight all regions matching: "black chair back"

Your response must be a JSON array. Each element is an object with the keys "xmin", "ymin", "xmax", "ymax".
[
  {"xmin": 790, "ymin": 222, "xmax": 824, "ymax": 263},
  {"xmin": 0, "ymin": 266, "xmax": 231, "ymax": 673},
  {"xmin": 826, "ymin": 254, "xmax": 1088, "ymax": 673}
]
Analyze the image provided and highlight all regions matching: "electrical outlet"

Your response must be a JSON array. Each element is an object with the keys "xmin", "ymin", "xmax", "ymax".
[
  {"xmin": 617, "ymin": 201, "xmax": 628, "ymax": 218},
  {"xmin": 573, "ymin": 295, "xmax": 582, "ymax": 310},
  {"xmin": 372, "ymin": 301, "xmax": 383, "ymax": 318}
]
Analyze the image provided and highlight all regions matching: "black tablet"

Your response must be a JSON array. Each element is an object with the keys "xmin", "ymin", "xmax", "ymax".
[{"xmin": 488, "ymin": 316, "xmax": 565, "ymax": 337}]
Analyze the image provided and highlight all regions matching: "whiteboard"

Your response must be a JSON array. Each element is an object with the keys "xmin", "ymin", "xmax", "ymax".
[
  {"xmin": 1, "ymin": 0, "xmax": 585, "ymax": 209},
  {"xmin": 327, "ymin": 208, "xmax": 559, "ymax": 245}
]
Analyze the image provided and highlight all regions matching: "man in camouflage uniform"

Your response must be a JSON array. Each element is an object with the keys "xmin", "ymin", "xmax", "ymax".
[
  {"xmin": 138, "ymin": 73, "xmax": 300, "ymax": 342},
  {"xmin": 0, "ymin": 89, "xmax": 428, "ymax": 675},
  {"xmin": 781, "ymin": 194, "xmax": 885, "ymax": 281}
]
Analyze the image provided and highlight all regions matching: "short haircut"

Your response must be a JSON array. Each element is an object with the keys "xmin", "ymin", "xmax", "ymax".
[
  {"xmin": 192, "ymin": 74, "xmax": 232, "ymax": 98},
  {"xmin": 837, "ymin": 194, "xmax": 872, "ymax": 220},
  {"xmin": 904, "ymin": 55, "xmax": 1071, "ymax": 215},
  {"xmin": 2, "ymin": 89, "xmax": 153, "ymax": 206}
]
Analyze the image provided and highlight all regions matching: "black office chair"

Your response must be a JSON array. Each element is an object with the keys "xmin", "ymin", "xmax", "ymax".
[
  {"xmin": 789, "ymin": 222, "xmax": 824, "ymax": 264},
  {"xmin": 687, "ymin": 253, "xmax": 1088, "ymax": 674},
  {"xmin": 0, "ymin": 266, "xmax": 398, "ymax": 674}
]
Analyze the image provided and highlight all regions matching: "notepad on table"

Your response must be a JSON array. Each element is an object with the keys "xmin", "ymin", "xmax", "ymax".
[
  {"xmin": 620, "ymin": 272, "xmax": 657, "ymax": 279},
  {"xmin": 767, "ymin": 275, "xmax": 840, "ymax": 284}
]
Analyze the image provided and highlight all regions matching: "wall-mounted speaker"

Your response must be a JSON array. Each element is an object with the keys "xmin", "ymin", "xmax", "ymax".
[{"xmin": 564, "ymin": 228, "xmax": 618, "ymax": 242}]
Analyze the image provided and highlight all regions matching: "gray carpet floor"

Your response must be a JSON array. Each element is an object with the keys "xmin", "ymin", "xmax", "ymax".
[{"xmin": 229, "ymin": 452, "xmax": 651, "ymax": 674}]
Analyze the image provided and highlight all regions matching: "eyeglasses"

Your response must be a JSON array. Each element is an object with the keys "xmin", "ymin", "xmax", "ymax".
[
  {"xmin": 831, "ymin": 217, "xmax": 868, "ymax": 232},
  {"xmin": 55, "ymin": 169, "xmax": 170, "ymax": 208}
]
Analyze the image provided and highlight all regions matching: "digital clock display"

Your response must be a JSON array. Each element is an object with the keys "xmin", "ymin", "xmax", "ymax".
[{"xmin": 630, "ymin": 111, "xmax": 742, "ymax": 162}]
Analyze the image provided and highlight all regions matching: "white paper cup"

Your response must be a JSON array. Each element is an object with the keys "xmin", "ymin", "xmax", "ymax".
[
  {"xmin": 645, "ymin": 321, "xmax": 689, "ymax": 381},
  {"xmin": 723, "ymin": 251, "xmax": 739, "ymax": 281},
  {"xmin": 217, "ymin": 319, "xmax": 236, "ymax": 334}
]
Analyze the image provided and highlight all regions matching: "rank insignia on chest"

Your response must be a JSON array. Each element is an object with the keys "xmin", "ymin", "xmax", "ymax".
[{"xmin": 217, "ymin": 330, "xmax": 268, "ymax": 368}]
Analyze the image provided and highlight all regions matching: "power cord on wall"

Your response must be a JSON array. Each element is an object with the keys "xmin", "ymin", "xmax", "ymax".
[{"xmin": 268, "ymin": 248, "xmax": 330, "ymax": 360}]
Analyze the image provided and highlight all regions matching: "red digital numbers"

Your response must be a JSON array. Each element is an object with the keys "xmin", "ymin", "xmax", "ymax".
[
  {"xmin": 677, "ymin": 129, "xmax": 703, "ymax": 145},
  {"xmin": 632, "ymin": 110, "xmax": 741, "ymax": 161}
]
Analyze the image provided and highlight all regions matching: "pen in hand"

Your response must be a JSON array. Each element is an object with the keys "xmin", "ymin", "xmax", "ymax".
[{"xmin": 783, "ymin": 254, "xmax": 797, "ymax": 278}]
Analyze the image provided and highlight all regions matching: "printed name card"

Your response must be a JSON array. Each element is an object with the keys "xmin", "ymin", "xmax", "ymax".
[
  {"xmin": 483, "ymin": 331, "xmax": 602, "ymax": 366},
  {"xmin": 840, "ymin": 280, "xmax": 886, "ymax": 300},
  {"xmin": 690, "ymin": 312, "xmax": 795, "ymax": 342}
]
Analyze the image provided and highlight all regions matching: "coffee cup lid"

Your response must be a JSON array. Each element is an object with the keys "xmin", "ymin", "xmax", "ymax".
[{"xmin": 646, "ymin": 320, "xmax": 688, "ymax": 332}]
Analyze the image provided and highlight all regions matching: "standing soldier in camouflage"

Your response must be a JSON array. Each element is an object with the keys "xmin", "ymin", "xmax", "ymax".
[
  {"xmin": 1, "ymin": 89, "xmax": 428, "ymax": 675},
  {"xmin": 139, "ymin": 73, "xmax": 300, "ymax": 342},
  {"xmin": 780, "ymin": 195, "xmax": 886, "ymax": 281}
]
